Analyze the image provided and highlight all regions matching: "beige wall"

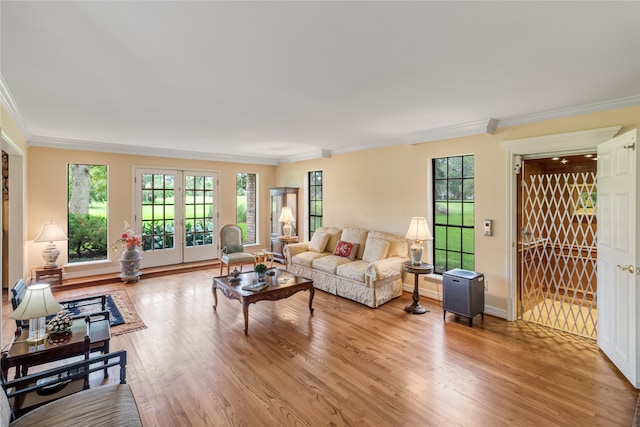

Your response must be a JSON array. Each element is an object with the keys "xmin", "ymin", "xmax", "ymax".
[
  {"xmin": 277, "ymin": 105, "xmax": 640, "ymax": 316},
  {"xmin": 27, "ymin": 147, "xmax": 277, "ymax": 278},
  {"xmin": 9, "ymin": 104, "xmax": 640, "ymax": 316}
]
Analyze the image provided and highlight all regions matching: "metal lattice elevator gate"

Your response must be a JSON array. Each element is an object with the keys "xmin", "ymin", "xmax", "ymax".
[{"xmin": 520, "ymin": 168, "xmax": 597, "ymax": 338}]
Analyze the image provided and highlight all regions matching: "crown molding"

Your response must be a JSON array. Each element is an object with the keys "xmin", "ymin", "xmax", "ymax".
[
  {"xmin": 0, "ymin": 73, "xmax": 31, "ymax": 141},
  {"xmin": 497, "ymin": 95, "xmax": 640, "ymax": 129},
  {"xmin": 403, "ymin": 118, "xmax": 498, "ymax": 145},
  {"xmin": 27, "ymin": 136, "xmax": 281, "ymax": 166},
  {"xmin": 284, "ymin": 149, "xmax": 332, "ymax": 163},
  {"xmin": 402, "ymin": 96, "xmax": 639, "ymax": 145},
  {"xmin": 501, "ymin": 126, "xmax": 622, "ymax": 155}
]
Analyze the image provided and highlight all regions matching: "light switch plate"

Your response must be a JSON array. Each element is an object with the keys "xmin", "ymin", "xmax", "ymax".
[{"xmin": 483, "ymin": 219, "xmax": 492, "ymax": 236}]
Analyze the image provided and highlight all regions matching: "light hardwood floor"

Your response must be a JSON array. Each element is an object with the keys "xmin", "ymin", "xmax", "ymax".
[{"xmin": 2, "ymin": 268, "xmax": 638, "ymax": 427}]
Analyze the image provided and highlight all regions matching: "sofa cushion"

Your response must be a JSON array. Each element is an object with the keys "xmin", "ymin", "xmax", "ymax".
[
  {"xmin": 336, "ymin": 260, "xmax": 368, "ymax": 282},
  {"xmin": 334, "ymin": 241, "xmax": 359, "ymax": 260},
  {"xmin": 324, "ymin": 229, "xmax": 344, "ymax": 254},
  {"xmin": 368, "ymin": 230, "xmax": 408, "ymax": 258},
  {"xmin": 292, "ymin": 251, "xmax": 329, "ymax": 268},
  {"xmin": 308, "ymin": 231, "xmax": 330, "ymax": 252},
  {"xmin": 362, "ymin": 238, "xmax": 390, "ymax": 262},
  {"xmin": 313, "ymin": 254, "xmax": 352, "ymax": 274},
  {"xmin": 340, "ymin": 228, "xmax": 368, "ymax": 260}
]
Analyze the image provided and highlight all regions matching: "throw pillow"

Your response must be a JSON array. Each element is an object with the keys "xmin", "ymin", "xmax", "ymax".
[
  {"xmin": 334, "ymin": 240, "xmax": 359, "ymax": 261},
  {"xmin": 309, "ymin": 232, "xmax": 330, "ymax": 252},
  {"xmin": 223, "ymin": 244, "xmax": 244, "ymax": 254},
  {"xmin": 362, "ymin": 239, "xmax": 390, "ymax": 263}
]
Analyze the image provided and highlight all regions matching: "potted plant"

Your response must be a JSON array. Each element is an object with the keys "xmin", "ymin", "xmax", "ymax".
[{"xmin": 255, "ymin": 263, "xmax": 268, "ymax": 281}]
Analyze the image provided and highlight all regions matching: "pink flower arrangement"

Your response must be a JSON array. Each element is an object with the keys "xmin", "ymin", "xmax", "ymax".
[{"xmin": 112, "ymin": 221, "xmax": 142, "ymax": 250}]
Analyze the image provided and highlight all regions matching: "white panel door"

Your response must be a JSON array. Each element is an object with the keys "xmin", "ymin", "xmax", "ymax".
[{"xmin": 597, "ymin": 129, "xmax": 638, "ymax": 387}]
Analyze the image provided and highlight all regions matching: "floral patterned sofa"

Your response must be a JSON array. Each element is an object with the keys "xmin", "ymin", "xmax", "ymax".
[{"xmin": 284, "ymin": 227, "xmax": 409, "ymax": 308}]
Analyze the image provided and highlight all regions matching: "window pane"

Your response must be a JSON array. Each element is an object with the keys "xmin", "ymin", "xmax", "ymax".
[
  {"xmin": 434, "ymin": 158, "xmax": 447, "ymax": 179},
  {"xmin": 67, "ymin": 164, "xmax": 108, "ymax": 263},
  {"xmin": 435, "ymin": 250, "xmax": 447, "ymax": 272},
  {"xmin": 448, "ymin": 157, "xmax": 462, "ymax": 178},
  {"xmin": 237, "ymin": 173, "xmax": 256, "ymax": 244},
  {"xmin": 434, "ymin": 180, "xmax": 447, "ymax": 201},
  {"xmin": 462, "ymin": 202, "xmax": 474, "ymax": 227},
  {"xmin": 434, "ymin": 226, "xmax": 447, "ymax": 249},
  {"xmin": 463, "ymin": 155, "xmax": 474, "ymax": 178},
  {"xmin": 448, "ymin": 201, "xmax": 462, "ymax": 226},
  {"xmin": 309, "ymin": 171, "xmax": 323, "ymax": 238},
  {"xmin": 449, "ymin": 179, "xmax": 462, "ymax": 200},
  {"xmin": 447, "ymin": 227, "xmax": 461, "ymax": 252},
  {"xmin": 432, "ymin": 155, "xmax": 474, "ymax": 274},
  {"xmin": 462, "ymin": 253, "xmax": 475, "ymax": 271},
  {"xmin": 462, "ymin": 228, "xmax": 475, "ymax": 253},
  {"xmin": 463, "ymin": 178, "xmax": 474, "ymax": 201}
]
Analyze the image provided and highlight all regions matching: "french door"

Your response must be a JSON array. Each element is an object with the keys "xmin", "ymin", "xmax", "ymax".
[{"xmin": 134, "ymin": 168, "xmax": 218, "ymax": 268}]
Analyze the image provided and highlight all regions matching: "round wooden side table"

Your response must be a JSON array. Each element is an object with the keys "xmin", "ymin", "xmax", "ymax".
[{"xmin": 402, "ymin": 261, "xmax": 434, "ymax": 314}]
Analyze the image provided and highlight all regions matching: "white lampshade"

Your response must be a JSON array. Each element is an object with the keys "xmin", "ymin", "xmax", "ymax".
[
  {"xmin": 10, "ymin": 283, "xmax": 62, "ymax": 320},
  {"xmin": 405, "ymin": 217, "xmax": 433, "ymax": 241},
  {"xmin": 34, "ymin": 222, "xmax": 68, "ymax": 243},
  {"xmin": 278, "ymin": 207, "xmax": 295, "ymax": 223},
  {"xmin": 10, "ymin": 283, "xmax": 62, "ymax": 342}
]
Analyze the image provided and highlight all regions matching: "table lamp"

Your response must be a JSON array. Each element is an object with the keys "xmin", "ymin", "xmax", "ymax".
[
  {"xmin": 278, "ymin": 207, "xmax": 295, "ymax": 238},
  {"xmin": 10, "ymin": 283, "xmax": 62, "ymax": 343},
  {"xmin": 405, "ymin": 217, "xmax": 433, "ymax": 266},
  {"xmin": 34, "ymin": 221, "xmax": 68, "ymax": 268}
]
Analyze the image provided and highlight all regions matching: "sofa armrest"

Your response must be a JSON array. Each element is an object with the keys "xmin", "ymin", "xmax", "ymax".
[
  {"xmin": 283, "ymin": 242, "xmax": 309, "ymax": 264},
  {"xmin": 365, "ymin": 257, "xmax": 407, "ymax": 281}
]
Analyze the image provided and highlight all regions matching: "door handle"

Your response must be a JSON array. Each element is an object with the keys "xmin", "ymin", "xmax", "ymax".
[{"xmin": 617, "ymin": 264, "xmax": 635, "ymax": 274}]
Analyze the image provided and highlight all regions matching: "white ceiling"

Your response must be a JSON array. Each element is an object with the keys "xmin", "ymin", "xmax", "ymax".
[{"xmin": 1, "ymin": 1, "xmax": 639, "ymax": 165}]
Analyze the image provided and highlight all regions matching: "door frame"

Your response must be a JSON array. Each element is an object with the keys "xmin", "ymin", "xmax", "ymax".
[
  {"xmin": 133, "ymin": 166, "xmax": 219, "ymax": 268},
  {"xmin": 502, "ymin": 126, "xmax": 621, "ymax": 321}
]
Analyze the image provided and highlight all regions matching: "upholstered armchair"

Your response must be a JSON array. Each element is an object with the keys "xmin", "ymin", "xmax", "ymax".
[{"xmin": 219, "ymin": 224, "xmax": 256, "ymax": 276}]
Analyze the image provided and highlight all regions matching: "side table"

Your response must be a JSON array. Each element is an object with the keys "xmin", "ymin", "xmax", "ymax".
[
  {"xmin": 34, "ymin": 267, "xmax": 63, "ymax": 286},
  {"xmin": 276, "ymin": 236, "xmax": 299, "ymax": 265},
  {"xmin": 401, "ymin": 261, "xmax": 434, "ymax": 314}
]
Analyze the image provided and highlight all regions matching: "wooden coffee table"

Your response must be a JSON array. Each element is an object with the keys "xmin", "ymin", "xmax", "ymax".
[{"xmin": 212, "ymin": 268, "xmax": 314, "ymax": 334}]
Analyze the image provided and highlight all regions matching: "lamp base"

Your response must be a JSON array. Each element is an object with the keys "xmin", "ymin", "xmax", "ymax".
[
  {"xmin": 42, "ymin": 243, "xmax": 61, "ymax": 268},
  {"xmin": 282, "ymin": 222, "xmax": 293, "ymax": 238},
  {"xmin": 410, "ymin": 240, "xmax": 423, "ymax": 266},
  {"xmin": 27, "ymin": 317, "xmax": 48, "ymax": 343}
]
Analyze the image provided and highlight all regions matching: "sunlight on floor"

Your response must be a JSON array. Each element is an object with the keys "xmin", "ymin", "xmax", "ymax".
[{"xmin": 522, "ymin": 298, "xmax": 597, "ymax": 339}]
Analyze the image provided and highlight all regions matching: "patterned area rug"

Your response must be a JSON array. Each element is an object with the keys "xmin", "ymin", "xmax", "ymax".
[
  {"xmin": 63, "ymin": 294, "xmax": 125, "ymax": 327},
  {"xmin": 61, "ymin": 289, "xmax": 146, "ymax": 336}
]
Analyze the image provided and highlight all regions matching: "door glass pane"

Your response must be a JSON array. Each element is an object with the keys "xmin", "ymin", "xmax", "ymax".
[
  {"xmin": 141, "ymin": 173, "xmax": 175, "ymax": 252},
  {"xmin": 185, "ymin": 174, "xmax": 214, "ymax": 247}
]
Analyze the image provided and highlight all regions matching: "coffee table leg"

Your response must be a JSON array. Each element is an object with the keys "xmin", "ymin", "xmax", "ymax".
[
  {"xmin": 308, "ymin": 286, "xmax": 315, "ymax": 314},
  {"xmin": 242, "ymin": 300, "xmax": 250, "ymax": 335},
  {"xmin": 212, "ymin": 284, "xmax": 218, "ymax": 309}
]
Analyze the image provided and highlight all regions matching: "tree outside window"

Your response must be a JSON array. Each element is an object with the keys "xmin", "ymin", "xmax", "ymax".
[{"xmin": 67, "ymin": 164, "xmax": 108, "ymax": 263}]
